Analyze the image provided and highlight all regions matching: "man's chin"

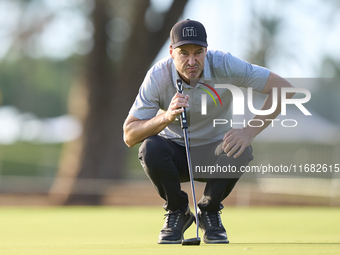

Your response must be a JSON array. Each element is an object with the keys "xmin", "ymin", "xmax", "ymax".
[
  {"xmin": 179, "ymin": 73, "xmax": 200, "ymax": 84},
  {"xmin": 186, "ymin": 74, "xmax": 199, "ymax": 82}
]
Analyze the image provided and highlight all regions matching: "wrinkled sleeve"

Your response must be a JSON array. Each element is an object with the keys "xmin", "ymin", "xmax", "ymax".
[
  {"xmin": 224, "ymin": 53, "xmax": 270, "ymax": 92},
  {"xmin": 128, "ymin": 71, "xmax": 160, "ymax": 120}
]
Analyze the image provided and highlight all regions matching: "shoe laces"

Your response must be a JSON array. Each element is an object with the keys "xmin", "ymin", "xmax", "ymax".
[
  {"xmin": 164, "ymin": 210, "xmax": 181, "ymax": 228},
  {"xmin": 204, "ymin": 211, "xmax": 222, "ymax": 228}
]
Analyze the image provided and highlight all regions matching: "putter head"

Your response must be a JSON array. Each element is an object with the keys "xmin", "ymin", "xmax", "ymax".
[{"xmin": 182, "ymin": 237, "xmax": 201, "ymax": 246}]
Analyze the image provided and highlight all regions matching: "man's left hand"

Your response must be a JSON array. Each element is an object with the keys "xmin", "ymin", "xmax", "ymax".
[{"xmin": 222, "ymin": 128, "xmax": 255, "ymax": 158}]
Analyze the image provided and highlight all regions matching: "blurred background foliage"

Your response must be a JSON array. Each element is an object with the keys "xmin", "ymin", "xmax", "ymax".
[
  {"xmin": 0, "ymin": 0, "xmax": 339, "ymax": 205},
  {"xmin": 0, "ymin": 58, "xmax": 75, "ymax": 117}
]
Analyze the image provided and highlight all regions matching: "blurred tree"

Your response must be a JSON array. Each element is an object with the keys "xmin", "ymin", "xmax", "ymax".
[
  {"xmin": 246, "ymin": 9, "xmax": 283, "ymax": 67},
  {"xmin": 0, "ymin": 0, "xmax": 74, "ymax": 118},
  {"xmin": 49, "ymin": 0, "xmax": 188, "ymax": 204},
  {"xmin": 307, "ymin": 56, "xmax": 340, "ymax": 125},
  {"xmin": 247, "ymin": 17, "xmax": 281, "ymax": 67},
  {"xmin": 0, "ymin": 59, "xmax": 74, "ymax": 117},
  {"xmin": 245, "ymin": 1, "xmax": 297, "ymax": 71},
  {"xmin": 320, "ymin": 56, "xmax": 340, "ymax": 78}
]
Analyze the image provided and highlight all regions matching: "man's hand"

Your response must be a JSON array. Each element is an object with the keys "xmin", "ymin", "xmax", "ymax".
[
  {"xmin": 123, "ymin": 92, "xmax": 190, "ymax": 147},
  {"xmin": 222, "ymin": 127, "xmax": 256, "ymax": 158},
  {"xmin": 222, "ymin": 72, "xmax": 294, "ymax": 158},
  {"xmin": 164, "ymin": 92, "xmax": 190, "ymax": 122}
]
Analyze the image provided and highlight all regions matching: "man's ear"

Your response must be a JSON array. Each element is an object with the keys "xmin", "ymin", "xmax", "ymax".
[{"xmin": 169, "ymin": 46, "xmax": 174, "ymax": 59}]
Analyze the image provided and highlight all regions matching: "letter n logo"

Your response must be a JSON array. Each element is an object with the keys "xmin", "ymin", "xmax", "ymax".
[{"xmin": 183, "ymin": 27, "xmax": 197, "ymax": 37}]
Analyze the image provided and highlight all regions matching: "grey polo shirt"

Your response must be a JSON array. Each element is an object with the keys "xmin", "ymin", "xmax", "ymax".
[{"xmin": 129, "ymin": 50, "xmax": 270, "ymax": 146}]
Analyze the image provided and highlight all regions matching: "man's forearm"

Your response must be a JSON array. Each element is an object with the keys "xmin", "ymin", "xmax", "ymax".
[
  {"xmin": 245, "ymin": 91, "xmax": 282, "ymax": 138},
  {"xmin": 123, "ymin": 113, "xmax": 171, "ymax": 147},
  {"xmin": 245, "ymin": 88, "xmax": 295, "ymax": 138},
  {"xmin": 124, "ymin": 92, "xmax": 190, "ymax": 147}
]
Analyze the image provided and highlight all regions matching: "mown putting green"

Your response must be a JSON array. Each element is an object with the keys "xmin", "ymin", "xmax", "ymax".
[{"xmin": 0, "ymin": 207, "xmax": 339, "ymax": 255}]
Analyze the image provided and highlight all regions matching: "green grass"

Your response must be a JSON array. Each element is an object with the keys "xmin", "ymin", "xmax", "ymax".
[{"xmin": 0, "ymin": 207, "xmax": 339, "ymax": 255}]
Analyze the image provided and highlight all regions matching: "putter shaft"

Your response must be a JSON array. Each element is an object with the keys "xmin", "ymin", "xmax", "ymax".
[
  {"xmin": 183, "ymin": 128, "xmax": 200, "ymax": 240},
  {"xmin": 176, "ymin": 79, "xmax": 200, "ymax": 243}
]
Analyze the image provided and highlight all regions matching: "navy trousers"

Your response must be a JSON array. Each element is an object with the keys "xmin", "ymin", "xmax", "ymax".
[{"xmin": 138, "ymin": 135, "xmax": 253, "ymax": 212}]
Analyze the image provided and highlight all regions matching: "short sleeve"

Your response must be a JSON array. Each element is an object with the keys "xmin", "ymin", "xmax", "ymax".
[
  {"xmin": 224, "ymin": 53, "xmax": 270, "ymax": 92},
  {"xmin": 128, "ymin": 72, "xmax": 160, "ymax": 120}
]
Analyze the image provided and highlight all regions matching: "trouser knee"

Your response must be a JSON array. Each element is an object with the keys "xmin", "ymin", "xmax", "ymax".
[{"xmin": 138, "ymin": 135, "xmax": 171, "ymax": 170}]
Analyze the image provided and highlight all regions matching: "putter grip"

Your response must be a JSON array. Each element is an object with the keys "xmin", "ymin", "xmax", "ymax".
[{"xmin": 176, "ymin": 79, "xmax": 188, "ymax": 129}]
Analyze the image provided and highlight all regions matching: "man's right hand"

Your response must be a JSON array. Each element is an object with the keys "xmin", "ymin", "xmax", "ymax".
[
  {"xmin": 123, "ymin": 93, "xmax": 190, "ymax": 147},
  {"xmin": 165, "ymin": 92, "xmax": 190, "ymax": 122}
]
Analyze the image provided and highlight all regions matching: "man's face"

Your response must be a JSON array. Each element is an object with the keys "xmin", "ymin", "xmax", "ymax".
[{"xmin": 170, "ymin": 44, "xmax": 207, "ymax": 85}]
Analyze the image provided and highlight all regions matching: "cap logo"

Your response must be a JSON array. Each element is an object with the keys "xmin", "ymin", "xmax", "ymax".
[{"xmin": 182, "ymin": 27, "xmax": 197, "ymax": 37}]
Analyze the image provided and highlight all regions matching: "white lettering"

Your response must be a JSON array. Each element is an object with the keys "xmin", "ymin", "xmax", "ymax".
[
  {"xmin": 248, "ymin": 87, "xmax": 278, "ymax": 115},
  {"xmin": 213, "ymin": 119, "xmax": 228, "ymax": 127},
  {"xmin": 281, "ymin": 119, "xmax": 298, "ymax": 127},
  {"xmin": 281, "ymin": 88, "xmax": 312, "ymax": 115},
  {"xmin": 248, "ymin": 119, "xmax": 264, "ymax": 127}
]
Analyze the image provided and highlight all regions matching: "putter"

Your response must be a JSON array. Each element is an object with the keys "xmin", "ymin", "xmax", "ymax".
[{"xmin": 176, "ymin": 79, "xmax": 201, "ymax": 246}]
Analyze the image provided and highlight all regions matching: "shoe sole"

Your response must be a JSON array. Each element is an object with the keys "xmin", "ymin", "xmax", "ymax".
[
  {"xmin": 158, "ymin": 212, "xmax": 195, "ymax": 244},
  {"xmin": 158, "ymin": 239, "xmax": 182, "ymax": 244},
  {"xmin": 203, "ymin": 236, "xmax": 229, "ymax": 244},
  {"xmin": 200, "ymin": 228, "xmax": 229, "ymax": 244}
]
